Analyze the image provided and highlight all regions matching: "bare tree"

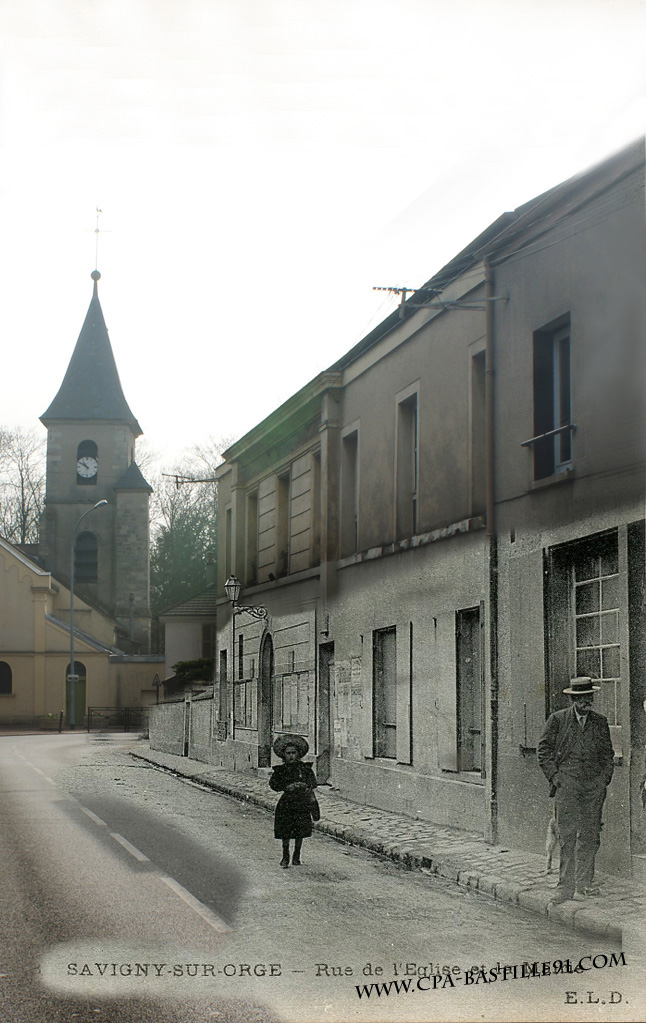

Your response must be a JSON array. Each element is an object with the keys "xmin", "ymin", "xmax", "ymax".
[
  {"xmin": 0, "ymin": 426, "xmax": 46, "ymax": 545},
  {"xmin": 149, "ymin": 436, "xmax": 232, "ymax": 615}
]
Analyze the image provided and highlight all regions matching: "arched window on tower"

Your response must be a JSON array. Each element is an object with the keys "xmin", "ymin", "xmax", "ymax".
[
  {"xmin": 76, "ymin": 440, "xmax": 98, "ymax": 485},
  {"xmin": 75, "ymin": 531, "xmax": 98, "ymax": 583},
  {"xmin": 0, "ymin": 661, "xmax": 13, "ymax": 695}
]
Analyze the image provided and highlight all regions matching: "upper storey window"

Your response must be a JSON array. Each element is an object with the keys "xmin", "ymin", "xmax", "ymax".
[
  {"xmin": 396, "ymin": 388, "xmax": 419, "ymax": 539},
  {"xmin": 276, "ymin": 472, "xmax": 291, "ymax": 577},
  {"xmin": 76, "ymin": 440, "xmax": 98, "ymax": 486},
  {"xmin": 340, "ymin": 428, "xmax": 359, "ymax": 557},
  {"xmin": 529, "ymin": 317, "xmax": 573, "ymax": 480}
]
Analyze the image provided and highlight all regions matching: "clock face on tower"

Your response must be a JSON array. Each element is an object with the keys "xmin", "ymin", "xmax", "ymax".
[{"xmin": 77, "ymin": 456, "xmax": 98, "ymax": 479}]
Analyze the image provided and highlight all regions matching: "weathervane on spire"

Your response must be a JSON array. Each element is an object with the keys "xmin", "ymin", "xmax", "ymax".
[{"xmin": 95, "ymin": 207, "xmax": 103, "ymax": 268}]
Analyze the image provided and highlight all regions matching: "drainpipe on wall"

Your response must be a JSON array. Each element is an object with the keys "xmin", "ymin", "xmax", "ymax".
[{"xmin": 484, "ymin": 254, "xmax": 499, "ymax": 845}]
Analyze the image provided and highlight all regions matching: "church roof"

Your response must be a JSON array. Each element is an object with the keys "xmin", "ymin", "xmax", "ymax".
[
  {"xmin": 114, "ymin": 460, "xmax": 153, "ymax": 493},
  {"xmin": 45, "ymin": 613, "xmax": 116, "ymax": 654},
  {"xmin": 40, "ymin": 271, "xmax": 142, "ymax": 436},
  {"xmin": 158, "ymin": 585, "xmax": 219, "ymax": 619}
]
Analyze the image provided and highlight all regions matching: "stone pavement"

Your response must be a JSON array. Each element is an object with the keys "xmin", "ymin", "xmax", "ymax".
[{"xmin": 129, "ymin": 743, "xmax": 646, "ymax": 945}]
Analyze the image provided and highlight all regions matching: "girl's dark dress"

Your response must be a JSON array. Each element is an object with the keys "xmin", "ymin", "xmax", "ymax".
[{"xmin": 269, "ymin": 762, "xmax": 318, "ymax": 839}]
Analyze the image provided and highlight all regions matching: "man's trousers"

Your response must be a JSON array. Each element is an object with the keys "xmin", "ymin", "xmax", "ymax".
[{"xmin": 555, "ymin": 779, "xmax": 607, "ymax": 895}]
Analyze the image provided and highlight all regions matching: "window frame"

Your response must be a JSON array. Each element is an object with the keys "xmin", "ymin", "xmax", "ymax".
[
  {"xmin": 544, "ymin": 528, "xmax": 625, "ymax": 757},
  {"xmin": 372, "ymin": 626, "xmax": 398, "ymax": 759},
  {"xmin": 524, "ymin": 316, "xmax": 574, "ymax": 481},
  {"xmin": 245, "ymin": 490, "xmax": 259, "ymax": 586},
  {"xmin": 340, "ymin": 423, "xmax": 359, "ymax": 557},
  {"xmin": 456, "ymin": 605, "xmax": 485, "ymax": 775},
  {"xmin": 0, "ymin": 661, "xmax": 13, "ymax": 695},
  {"xmin": 276, "ymin": 471, "xmax": 291, "ymax": 578},
  {"xmin": 395, "ymin": 383, "xmax": 420, "ymax": 540}
]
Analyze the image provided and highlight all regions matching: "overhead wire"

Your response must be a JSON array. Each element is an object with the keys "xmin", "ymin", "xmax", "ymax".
[
  {"xmin": 344, "ymin": 164, "xmax": 642, "ymax": 357},
  {"xmin": 490, "ymin": 190, "xmax": 639, "ymax": 269},
  {"xmin": 399, "ymin": 184, "xmax": 639, "ymax": 298}
]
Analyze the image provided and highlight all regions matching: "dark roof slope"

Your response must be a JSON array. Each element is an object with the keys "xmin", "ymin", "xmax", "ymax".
[
  {"xmin": 159, "ymin": 586, "xmax": 219, "ymax": 619},
  {"xmin": 330, "ymin": 138, "xmax": 644, "ymax": 374},
  {"xmin": 329, "ymin": 212, "xmax": 517, "ymax": 373},
  {"xmin": 40, "ymin": 273, "xmax": 142, "ymax": 436},
  {"xmin": 114, "ymin": 460, "xmax": 153, "ymax": 493}
]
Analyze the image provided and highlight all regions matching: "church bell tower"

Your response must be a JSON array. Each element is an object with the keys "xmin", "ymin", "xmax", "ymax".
[{"xmin": 39, "ymin": 270, "xmax": 152, "ymax": 651}]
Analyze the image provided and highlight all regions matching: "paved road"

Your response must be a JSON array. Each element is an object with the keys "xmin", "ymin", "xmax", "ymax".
[{"xmin": 1, "ymin": 733, "xmax": 641, "ymax": 1022}]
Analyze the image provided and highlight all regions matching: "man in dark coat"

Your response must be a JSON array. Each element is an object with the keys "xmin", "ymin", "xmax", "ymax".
[{"xmin": 537, "ymin": 677, "xmax": 615, "ymax": 903}]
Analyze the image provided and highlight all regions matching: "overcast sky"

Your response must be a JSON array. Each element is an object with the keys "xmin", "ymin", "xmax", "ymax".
[{"xmin": 1, "ymin": 0, "xmax": 644, "ymax": 470}]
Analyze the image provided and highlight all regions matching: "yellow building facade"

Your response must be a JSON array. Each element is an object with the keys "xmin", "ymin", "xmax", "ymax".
[{"xmin": 0, "ymin": 537, "xmax": 162, "ymax": 726}]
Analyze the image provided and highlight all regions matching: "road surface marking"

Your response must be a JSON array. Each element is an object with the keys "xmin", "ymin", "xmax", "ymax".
[
  {"xmin": 110, "ymin": 832, "xmax": 150, "ymax": 862},
  {"xmin": 159, "ymin": 876, "xmax": 231, "ymax": 934},
  {"xmin": 81, "ymin": 807, "xmax": 107, "ymax": 826}
]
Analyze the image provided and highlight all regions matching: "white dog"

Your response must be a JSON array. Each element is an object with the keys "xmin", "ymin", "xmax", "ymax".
[{"xmin": 545, "ymin": 816, "xmax": 559, "ymax": 873}]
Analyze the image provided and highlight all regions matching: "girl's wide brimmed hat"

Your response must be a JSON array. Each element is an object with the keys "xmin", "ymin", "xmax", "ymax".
[
  {"xmin": 563, "ymin": 676, "xmax": 601, "ymax": 695},
  {"xmin": 273, "ymin": 733, "xmax": 309, "ymax": 758}
]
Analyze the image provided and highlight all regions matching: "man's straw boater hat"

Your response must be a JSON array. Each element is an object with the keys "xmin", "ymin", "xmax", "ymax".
[
  {"xmin": 273, "ymin": 734, "xmax": 309, "ymax": 758},
  {"xmin": 563, "ymin": 676, "xmax": 601, "ymax": 696}
]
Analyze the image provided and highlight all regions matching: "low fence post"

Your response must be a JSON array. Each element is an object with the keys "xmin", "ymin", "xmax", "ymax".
[{"xmin": 183, "ymin": 695, "xmax": 191, "ymax": 757}]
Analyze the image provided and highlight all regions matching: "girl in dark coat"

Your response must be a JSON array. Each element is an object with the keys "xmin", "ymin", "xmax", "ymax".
[{"xmin": 270, "ymin": 734, "xmax": 318, "ymax": 868}]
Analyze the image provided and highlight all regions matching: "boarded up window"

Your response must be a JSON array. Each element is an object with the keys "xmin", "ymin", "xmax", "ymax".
[
  {"xmin": 274, "ymin": 670, "xmax": 309, "ymax": 732},
  {"xmin": 373, "ymin": 627, "xmax": 397, "ymax": 758},
  {"xmin": 456, "ymin": 606, "xmax": 483, "ymax": 773}
]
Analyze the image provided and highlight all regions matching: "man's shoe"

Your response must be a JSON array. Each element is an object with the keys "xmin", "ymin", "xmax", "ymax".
[
  {"xmin": 576, "ymin": 886, "xmax": 601, "ymax": 898},
  {"xmin": 291, "ymin": 856, "xmax": 302, "ymax": 866},
  {"xmin": 550, "ymin": 891, "xmax": 574, "ymax": 905},
  {"xmin": 280, "ymin": 857, "xmax": 289, "ymax": 869}
]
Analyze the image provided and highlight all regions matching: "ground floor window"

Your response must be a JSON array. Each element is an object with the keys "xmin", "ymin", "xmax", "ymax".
[
  {"xmin": 0, "ymin": 661, "xmax": 12, "ymax": 695},
  {"xmin": 572, "ymin": 538, "xmax": 620, "ymax": 723},
  {"xmin": 234, "ymin": 678, "xmax": 254, "ymax": 728},
  {"xmin": 546, "ymin": 529, "xmax": 622, "ymax": 741},
  {"xmin": 273, "ymin": 671, "xmax": 309, "ymax": 733},
  {"xmin": 373, "ymin": 626, "xmax": 397, "ymax": 758},
  {"xmin": 456, "ymin": 606, "xmax": 484, "ymax": 773}
]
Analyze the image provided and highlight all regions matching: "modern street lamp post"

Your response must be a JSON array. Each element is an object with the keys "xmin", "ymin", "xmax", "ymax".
[
  {"xmin": 68, "ymin": 500, "xmax": 108, "ymax": 729},
  {"xmin": 224, "ymin": 575, "xmax": 267, "ymax": 738}
]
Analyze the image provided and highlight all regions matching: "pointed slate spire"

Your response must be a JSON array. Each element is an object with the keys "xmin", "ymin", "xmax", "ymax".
[{"xmin": 40, "ymin": 271, "xmax": 142, "ymax": 436}]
